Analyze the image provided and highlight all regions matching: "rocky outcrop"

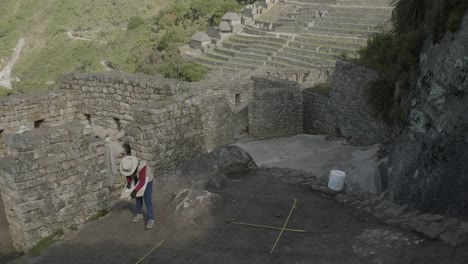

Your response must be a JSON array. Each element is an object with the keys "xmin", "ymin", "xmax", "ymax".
[{"xmin": 388, "ymin": 14, "xmax": 468, "ymax": 217}]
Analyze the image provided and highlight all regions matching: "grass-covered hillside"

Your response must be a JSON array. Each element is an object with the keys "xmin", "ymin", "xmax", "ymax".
[{"xmin": 0, "ymin": 0, "xmax": 241, "ymax": 94}]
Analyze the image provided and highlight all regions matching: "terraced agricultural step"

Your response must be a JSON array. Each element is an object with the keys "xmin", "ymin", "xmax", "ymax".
[
  {"xmin": 271, "ymin": 56, "xmax": 330, "ymax": 69},
  {"xmin": 213, "ymin": 48, "xmax": 269, "ymax": 61},
  {"xmin": 290, "ymin": 14, "xmax": 387, "ymax": 25},
  {"xmin": 195, "ymin": 57, "xmax": 257, "ymax": 70},
  {"xmin": 296, "ymin": 6, "xmax": 392, "ymax": 15},
  {"xmin": 289, "ymin": 41, "xmax": 358, "ymax": 55},
  {"xmin": 244, "ymin": 48, "xmax": 276, "ymax": 57},
  {"xmin": 248, "ymin": 44, "xmax": 280, "ymax": 53},
  {"xmin": 336, "ymin": 0, "xmax": 393, "ymax": 7},
  {"xmin": 230, "ymin": 57, "xmax": 265, "ymax": 67},
  {"xmin": 228, "ymin": 37, "xmax": 284, "ymax": 49},
  {"xmin": 205, "ymin": 51, "xmax": 230, "ymax": 62},
  {"xmin": 282, "ymin": 47, "xmax": 339, "ymax": 60},
  {"xmin": 265, "ymin": 60, "xmax": 318, "ymax": 70},
  {"xmin": 311, "ymin": 21, "xmax": 380, "ymax": 31},
  {"xmin": 222, "ymin": 41, "xmax": 248, "ymax": 50},
  {"xmin": 233, "ymin": 35, "xmax": 288, "ymax": 44},
  {"xmin": 276, "ymin": 51, "xmax": 336, "ymax": 66},
  {"xmin": 275, "ymin": 26, "xmax": 379, "ymax": 38},
  {"xmin": 295, "ymin": 34, "xmax": 368, "ymax": 45}
]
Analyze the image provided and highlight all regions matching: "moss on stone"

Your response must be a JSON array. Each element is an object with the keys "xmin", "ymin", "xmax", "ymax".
[{"xmin": 29, "ymin": 229, "xmax": 64, "ymax": 256}]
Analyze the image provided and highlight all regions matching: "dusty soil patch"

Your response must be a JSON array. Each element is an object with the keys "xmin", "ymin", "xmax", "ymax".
[{"xmin": 11, "ymin": 170, "xmax": 468, "ymax": 264}]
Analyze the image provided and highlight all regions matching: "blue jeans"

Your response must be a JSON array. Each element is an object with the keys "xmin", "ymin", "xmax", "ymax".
[{"xmin": 135, "ymin": 180, "xmax": 154, "ymax": 220}]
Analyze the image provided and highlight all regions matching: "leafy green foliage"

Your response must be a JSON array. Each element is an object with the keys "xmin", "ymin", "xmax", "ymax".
[
  {"xmin": 159, "ymin": 58, "xmax": 208, "ymax": 82},
  {"xmin": 354, "ymin": 0, "xmax": 467, "ymax": 124},
  {"xmin": 309, "ymin": 82, "xmax": 331, "ymax": 96},
  {"xmin": 128, "ymin": 16, "xmax": 145, "ymax": 30},
  {"xmin": 0, "ymin": 87, "xmax": 15, "ymax": 97},
  {"xmin": 364, "ymin": 78, "xmax": 396, "ymax": 122}
]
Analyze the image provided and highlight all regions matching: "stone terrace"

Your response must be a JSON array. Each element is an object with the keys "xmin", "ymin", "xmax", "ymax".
[{"xmin": 194, "ymin": 0, "xmax": 393, "ymax": 78}]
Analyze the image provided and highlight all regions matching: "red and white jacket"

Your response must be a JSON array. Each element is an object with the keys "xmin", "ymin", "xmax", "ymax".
[{"xmin": 126, "ymin": 160, "xmax": 153, "ymax": 197}]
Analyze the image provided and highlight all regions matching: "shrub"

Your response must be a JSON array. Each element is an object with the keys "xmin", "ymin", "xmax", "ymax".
[
  {"xmin": 159, "ymin": 60, "xmax": 208, "ymax": 82},
  {"xmin": 364, "ymin": 78, "xmax": 396, "ymax": 123},
  {"xmin": 128, "ymin": 16, "xmax": 145, "ymax": 30},
  {"xmin": 309, "ymin": 82, "xmax": 331, "ymax": 96}
]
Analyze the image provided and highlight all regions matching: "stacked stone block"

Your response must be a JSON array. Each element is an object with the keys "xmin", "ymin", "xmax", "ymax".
[
  {"xmin": 249, "ymin": 77, "xmax": 303, "ymax": 139},
  {"xmin": 0, "ymin": 91, "xmax": 76, "ymax": 156},
  {"xmin": 0, "ymin": 122, "xmax": 108, "ymax": 251},
  {"xmin": 127, "ymin": 99, "xmax": 205, "ymax": 177},
  {"xmin": 303, "ymin": 89, "xmax": 337, "ymax": 135}
]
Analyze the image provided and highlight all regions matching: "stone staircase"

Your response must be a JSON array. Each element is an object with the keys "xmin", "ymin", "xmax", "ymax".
[{"xmin": 193, "ymin": 0, "xmax": 393, "ymax": 74}]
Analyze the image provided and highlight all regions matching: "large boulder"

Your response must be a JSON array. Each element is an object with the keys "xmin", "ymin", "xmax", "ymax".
[
  {"xmin": 172, "ymin": 189, "xmax": 222, "ymax": 227},
  {"xmin": 175, "ymin": 145, "xmax": 258, "ymax": 189}
]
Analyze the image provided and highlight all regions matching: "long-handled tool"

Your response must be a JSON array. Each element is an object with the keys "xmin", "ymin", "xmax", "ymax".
[
  {"xmin": 225, "ymin": 219, "xmax": 308, "ymax": 233},
  {"xmin": 270, "ymin": 199, "xmax": 297, "ymax": 253},
  {"xmin": 135, "ymin": 240, "xmax": 165, "ymax": 264}
]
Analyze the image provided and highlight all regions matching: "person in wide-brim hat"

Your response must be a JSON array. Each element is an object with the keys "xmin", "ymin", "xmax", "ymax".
[
  {"xmin": 120, "ymin": 155, "xmax": 155, "ymax": 230},
  {"xmin": 120, "ymin": 156, "xmax": 138, "ymax": 176}
]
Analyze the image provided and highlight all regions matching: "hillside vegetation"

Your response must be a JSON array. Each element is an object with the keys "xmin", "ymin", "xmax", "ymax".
[{"xmin": 0, "ymin": 0, "xmax": 241, "ymax": 94}]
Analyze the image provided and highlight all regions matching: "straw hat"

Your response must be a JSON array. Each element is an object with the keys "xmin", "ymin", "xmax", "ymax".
[{"xmin": 120, "ymin": 156, "xmax": 138, "ymax": 176}]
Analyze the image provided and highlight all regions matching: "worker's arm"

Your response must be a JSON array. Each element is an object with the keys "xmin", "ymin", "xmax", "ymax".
[
  {"xmin": 133, "ymin": 166, "xmax": 147, "ymax": 194},
  {"xmin": 126, "ymin": 176, "xmax": 132, "ymax": 189}
]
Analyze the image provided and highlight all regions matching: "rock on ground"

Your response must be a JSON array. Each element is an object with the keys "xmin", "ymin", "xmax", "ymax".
[{"xmin": 172, "ymin": 189, "xmax": 222, "ymax": 227}]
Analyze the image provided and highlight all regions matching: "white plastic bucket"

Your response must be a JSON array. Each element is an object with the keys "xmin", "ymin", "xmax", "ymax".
[{"xmin": 328, "ymin": 170, "xmax": 346, "ymax": 192}]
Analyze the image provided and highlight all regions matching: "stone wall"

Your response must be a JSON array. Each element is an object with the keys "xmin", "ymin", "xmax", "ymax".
[
  {"xmin": 303, "ymin": 89, "xmax": 336, "ymax": 135},
  {"xmin": 0, "ymin": 91, "xmax": 76, "ymax": 156},
  {"xmin": 0, "ymin": 122, "xmax": 108, "ymax": 251},
  {"xmin": 192, "ymin": 75, "xmax": 254, "ymax": 147},
  {"xmin": 127, "ymin": 99, "xmax": 204, "ymax": 176},
  {"xmin": 249, "ymin": 77, "xmax": 303, "ymax": 138},
  {"xmin": 329, "ymin": 60, "xmax": 393, "ymax": 145},
  {"xmin": 61, "ymin": 72, "xmax": 192, "ymax": 131},
  {"xmin": 302, "ymin": 60, "xmax": 393, "ymax": 146}
]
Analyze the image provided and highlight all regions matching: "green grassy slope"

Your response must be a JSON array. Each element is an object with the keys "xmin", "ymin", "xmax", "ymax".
[{"xmin": 0, "ymin": 0, "xmax": 169, "ymax": 92}]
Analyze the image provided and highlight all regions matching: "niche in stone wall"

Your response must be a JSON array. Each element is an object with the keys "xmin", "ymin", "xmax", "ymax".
[
  {"xmin": 123, "ymin": 143, "xmax": 132, "ymax": 156},
  {"xmin": 113, "ymin": 118, "xmax": 121, "ymax": 130},
  {"xmin": 84, "ymin": 114, "xmax": 91, "ymax": 124},
  {"xmin": 235, "ymin": 94, "xmax": 241, "ymax": 106},
  {"xmin": 34, "ymin": 119, "xmax": 45, "ymax": 129},
  {"xmin": 0, "ymin": 129, "xmax": 3, "ymax": 143}
]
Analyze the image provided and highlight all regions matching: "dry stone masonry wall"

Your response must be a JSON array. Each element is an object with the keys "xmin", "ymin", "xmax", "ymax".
[
  {"xmin": 249, "ymin": 77, "xmax": 303, "ymax": 139},
  {"xmin": 0, "ymin": 122, "xmax": 108, "ymax": 251},
  {"xmin": 303, "ymin": 60, "xmax": 393, "ymax": 146}
]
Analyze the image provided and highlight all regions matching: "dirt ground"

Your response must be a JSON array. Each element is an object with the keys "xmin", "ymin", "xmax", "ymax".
[{"xmin": 9, "ymin": 170, "xmax": 468, "ymax": 264}]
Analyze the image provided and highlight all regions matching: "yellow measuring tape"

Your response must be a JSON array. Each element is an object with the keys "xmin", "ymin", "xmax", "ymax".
[
  {"xmin": 135, "ymin": 240, "xmax": 165, "ymax": 264},
  {"xmin": 270, "ymin": 199, "xmax": 297, "ymax": 253}
]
